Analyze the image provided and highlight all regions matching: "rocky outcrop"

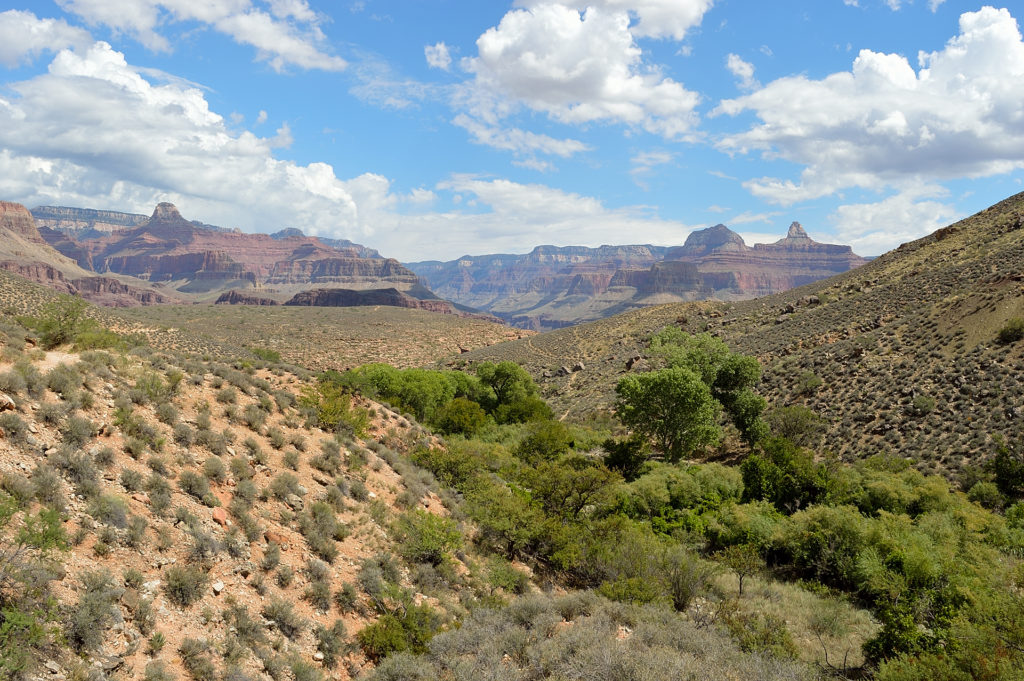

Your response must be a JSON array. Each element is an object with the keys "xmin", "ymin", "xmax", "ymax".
[
  {"xmin": 70, "ymin": 276, "xmax": 181, "ymax": 306},
  {"xmin": 266, "ymin": 258, "xmax": 418, "ymax": 286},
  {"xmin": 31, "ymin": 205, "xmax": 150, "ymax": 237},
  {"xmin": 284, "ymin": 287, "xmax": 458, "ymax": 314},
  {"xmin": 0, "ymin": 202, "xmax": 47, "ymax": 244},
  {"xmin": 215, "ymin": 290, "xmax": 280, "ymax": 306},
  {"xmin": 670, "ymin": 223, "xmax": 868, "ymax": 298},
  {"xmin": 0, "ymin": 261, "xmax": 77, "ymax": 294}
]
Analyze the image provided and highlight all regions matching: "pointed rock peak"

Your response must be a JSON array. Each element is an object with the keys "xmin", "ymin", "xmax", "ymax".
[
  {"xmin": 151, "ymin": 202, "xmax": 183, "ymax": 221},
  {"xmin": 787, "ymin": 221, "xmax": 809, "ymax": 239}
]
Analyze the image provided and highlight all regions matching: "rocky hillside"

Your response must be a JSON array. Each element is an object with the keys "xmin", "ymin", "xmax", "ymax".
[
  {"xmin": 0, "ymin": 323, "xmax": 475, "ymax": 680},
  {"xmin": 458, "ymin": 191, "xmax": 1024, "ymax": 476},
  {"xmin": 407, "ymin": 225, "xmax": 866, "ymax": 329}
]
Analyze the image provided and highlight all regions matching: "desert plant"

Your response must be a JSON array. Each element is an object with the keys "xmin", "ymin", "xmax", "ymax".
[
  {"xmin": 262, "ymin": 598, "xmax": 304, "ymax": 640},
  {"xmin": 164, "ymin": 565, "xmax": 210, "ymax": 608}
]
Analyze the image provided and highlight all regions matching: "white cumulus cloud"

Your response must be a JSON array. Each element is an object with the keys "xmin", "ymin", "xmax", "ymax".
[
  {"xmin": 0, "ymin": 10, "xmax": 92, "ymax": 67},
  {"xmin": 55, "ymin": 0, "xmax": 345, "ymax": 71},
  {"xmin": 829, "ymin": 186, "xmax": 958, "ymax": 254},
  {"xmin": 715, "ymin": 7, "xmax": 1024, "ymax": 205}
]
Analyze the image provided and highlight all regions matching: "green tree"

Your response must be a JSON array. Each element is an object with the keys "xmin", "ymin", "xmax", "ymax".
[
  {"xmin": 33, "ymin": 295, "xmax": 89, "ymax": 349},
  {"xmin": 475, "ymin": 361, "xmax": 550, "ymax": 423},
  {"xmin": 766, "ymin": 405, "xmax": 825, "ymax": 448},
  {"xmin": 515, "ymin": 420, "xmax": 572, "ymax": 462},
  {"xmin": 519, "ymin": 456, "xmax": 621, "ymax": 520},
  {"xmin": 990, "ymin": 436, "xmax": 1024, "ymax": 500},
  {"xmin": 649, "ymin": 329, "xmax": 766, "ymax": 443},
  {"xmin": 741, "ymin": 437, "xmax": 827, "ymax": 513},
  {"xmin": 716, "ymin": 544, "xmax": 765, "ymax": 595},
  {"xmin": 615, "ymin": 366, "xmax": 721, "ymax": 462},
  {"xmin": 432, "ymin": 397, "xmax": 488, "ymax": 436}
]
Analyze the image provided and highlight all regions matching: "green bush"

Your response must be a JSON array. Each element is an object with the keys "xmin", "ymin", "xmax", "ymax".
[
  {"xmin": 357, "ymin": 603, "xmax": 439, "ymax": 661},
  {"xmin": 998, "ymin": 317, "xmax": 1024, "ymax": 344},
  {"xmin": 32, "ymin": 295, "xmax": 89, "ymax": 349},
  {"xmin": 393, "ymin": 510, "xmax": 461, "ymax": 566}
]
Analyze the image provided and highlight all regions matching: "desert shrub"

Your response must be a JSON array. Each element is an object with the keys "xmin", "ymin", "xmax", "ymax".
[
  {"xmin": 998, "ymin": 317, "xmax": 1024, "ymax": 344},
  {"xmin": 262, "ymin": 598, "xmax": 304, "ymax": 640},
  {"xmin": 120, "ymin": 468, "xmax": 145, "ymax": 492},
  {"xmin": 224, "ymin": 602, "xmax": 266, "ymax": 648},
  {"xmin": 87, "ymin": 493, "xmax": 129, "ymax": 528},
  {"xmin": 178, "ymin": 470, "xmax": 218, "ymax": 507},
  {"xmin": 125, "ymin": 517, "xmax": 147, "ymax": 553},
  {"xmin": 267, "ymin": 427, "xmax": 286, "ymax": 449},
  {"xmin": 143, "ymin": 660, "xmax": 174, "ymax": 681},
  {"xmin": 31, "ymin": 464, "xmax": 65, "ymax": 509},
  {"xmin": 94, "ymin": 445, "xmax": 115, "ymax": 468},
  {"xmin": 276, "ymin": 564, "xmax": 294, "ymax": 588},
  {"xmin": 0, "ymin": 412, "xmax": 28, "ymax": 443},
  {"xmin": 298, "ymin": 501, "xmax": 346, "ymax": 562},
  {"xmin": 15, "ymin": 361, "xmax": 46, "ymax": 398},
  {"xmin": 174, "ymin": 422, "xmax": 195, "ymax": 446},
  {"xmin": 146, "ymin": 474, "xmax": 173, "ymax": 515},
  {"xmin": 136, "ymin": 371, "xmax": 174, "ymax": 404},
  {"xmin": 290, "ymin": 433, "xmax": 306, "ymax": 452},
  {"xmin": 67, "ymin": 570, "xmax": 118, "ymax": 651},
  {"xmin": 179, "ymin": 638, "xmax": 217, "ymax": 681},
  {"xmin": 311, "ymin": 439, "xmax": 344, "ymax": 476},
  {"xmin": 315, "ymin": 620, "xmax": 348, "ymax": 669},
  {"xmin": 304, "ymin": 579, "xmax": 332, "ymax": 612},
  {"xmin": 283, "ymin": 450, "xmax": 300, "ymax": 470},
  {"xmin": 241, "ymin": 403, "xmax": 265, "ymax": 431},
  {"xmin": 203, "ymin": 456, "xmax": 227, "ymax": 484},
  {"xmin": 334, "ymin": 582, "xmax": 359, "ymax": 613},
  {"xmin": 155, "ymin": 402, "xmax": 179, "ymax": 425},
  {"xmin": 268, "ymin": 472, "xmax": 303, "ymax": 500},
  {"xmin": 0, "ymin": 473, "xmax": 33, "ymax": 506},
  {"xmin": 216, "ymin": 387, "xmax": 238, "ymax": 404},
  {"xmin": 37, "ymin": 401, "xmax": 69, "ymax": 425},
  {"xmin": 46, "ymin": 363, "xmax": 81, "ymax": 398},
  {"xmin": 0, "ymin": 369, "xmax": 27, "ymax": 395},
  {"xmin": 164, "ymin": 565, "xmax": 210, "ymax": 608},
  {"xmin": 393, "ymin": 510, "xmax": 461, "ymax": 567},
  {"xmin": 261, "ymin": 542, "xmax": 281, "ymax": 571},
  {"xmin": 188, "ymin": 526, "xmax": 222, "ymax": 564}
]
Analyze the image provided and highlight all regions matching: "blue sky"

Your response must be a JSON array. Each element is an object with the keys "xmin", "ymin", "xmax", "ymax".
[{"xmin": 1, "ymin": 1, "xmax": 1023, "ymax": 261}]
